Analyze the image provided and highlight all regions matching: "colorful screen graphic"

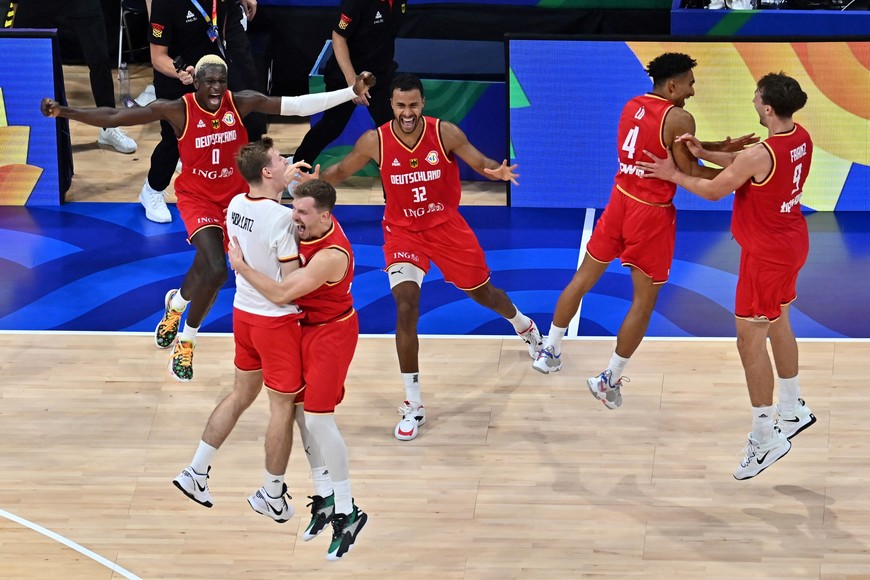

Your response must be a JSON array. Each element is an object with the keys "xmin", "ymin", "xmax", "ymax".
[
  {"xmin": 0, "ymin": 35, "xmax": 60, "ymax": 205},
  {"xmin": 509, "ymin": 39, "xmax": 870, "ymax": 210}
]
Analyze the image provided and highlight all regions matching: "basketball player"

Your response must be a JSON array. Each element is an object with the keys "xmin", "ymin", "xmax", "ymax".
[
  {"xmin": 173, "ymin": 137, "xmax": 306, "ymax": 524},
  {"xmin": 228, "ymin": 180, "xmax": 366, "ymax": 560},
  {"xmin": 315, "ymin": 73, "xmax": 543, "ymax": 442},
  {"xmin": 531, "ymin": 53, "xmax": 759, "ymax": 411},
  {"xmin": 637, "ymin": 72, "xmax": 815, "ymax": 479},
  {"xmin": 41, "ymin": 57, "xmax": 375, "ymax": 383}
]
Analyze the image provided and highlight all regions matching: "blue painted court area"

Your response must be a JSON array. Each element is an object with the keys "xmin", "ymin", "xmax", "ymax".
[{"xmin": 0, "ymin": 203, "xmax": 866, "ymax": 338}]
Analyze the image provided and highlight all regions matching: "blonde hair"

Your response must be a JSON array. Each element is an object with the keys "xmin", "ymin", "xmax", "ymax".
[{"xmin": 194, "ymin": 55, "xmax": 227, "ymax": 77}]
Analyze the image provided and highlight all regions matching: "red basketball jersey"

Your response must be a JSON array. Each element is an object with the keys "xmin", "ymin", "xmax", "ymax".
[
  {"xmin": 378, "ymin": 116, "xmax": 461, "ymax": 231},
  {"xmin": 296, "ymin": 216, "xmax": 355, "ymax": 325},
  {"xmin": 732, "ymin": 123, "xmax": 813, "ymax": 265},
  {"xmin": 614, "ymin": 93, "xmax": 677, "ymax": 205},
  {"xmin": 175, "ymin": 91, "xmax": 248, "ymax": 206}
]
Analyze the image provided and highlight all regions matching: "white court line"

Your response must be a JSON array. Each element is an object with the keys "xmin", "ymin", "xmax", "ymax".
[
  {"xmin": 0, "ymin": 508, "xmax": 141, "ymax": 580},
  {"xmin": 567, "ymin": 207, "xmax": 597, "ymax": 339}
]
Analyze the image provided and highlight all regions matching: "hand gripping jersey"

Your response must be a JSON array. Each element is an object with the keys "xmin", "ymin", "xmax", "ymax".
[
  {"xmin": 175, "ymin": 91, "xmax": 249, "ymax": 207},
  {"xmin": 296, "ymin": 216, "xmax": 355, "ymax": 325},
  {"xmin": 732, "ymin": 123, "xmax": 813, "ymax": 265},
  {"xmin": 226, "ymin": 193, "xmax": 301, "ymax": 317},
  {"xmin": 614, "ymin": 94, "xmax": 677, "ymax": 206},
  {"xmin": 378, "ymin": 116, "xmax": 461, "ymax": 231}
]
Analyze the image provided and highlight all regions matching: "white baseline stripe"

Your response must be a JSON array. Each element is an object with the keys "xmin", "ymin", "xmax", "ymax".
[
  {"xmin": 567, "ymin": 207, "xmax": 597, "ymax": 339},
  {"xmin": 0, "ymin": 508, "xmax": 141, "ymax": 580},
  {"xmin": 0, "ymin": 330, "xmax": 868, "ymax": 343}
]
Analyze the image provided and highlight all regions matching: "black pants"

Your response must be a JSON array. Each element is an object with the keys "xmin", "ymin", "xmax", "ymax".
[
  {"xmin": 14, "ymin": 0, "xmax": 115, "ymax": 108},
  {"xmin": 292, "ymin": 64, "xmax": 396, "ymax": 166},
  {"xmin": 147, "ymin": 15, "xmax": 266, "ymax": 192}
]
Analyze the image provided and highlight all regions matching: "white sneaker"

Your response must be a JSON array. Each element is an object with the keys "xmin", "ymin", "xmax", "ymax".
[
  {"xmin": 97, "ymin": 127, "xmax": 137, "ymax": 153},
  {"xmin": 532, "ymin": 345, "xmax": 562, "ymax": 374},
  {"xmin": 139, "ymin": 180, "xmax": 171, "ymax": 223},
  {"xmin": 135, "ymin": 84, "xmax": 156, "ymax": 107},
  {"xmin": 707, "ymin": 0, "xmax": 726, "ymax": 7},
  {"xmin": 173, "ymin": 466, "xmax": 213, "ymax": 507},
  {"xmin": 394, "ymin": 401, "xmax": 426, "ymax": 441},
  {"xmin": 775, "ymin": 398, "xmax": 816, "ymax": 440},
  {"xmin": 518, "ymin": 320, "xmax": 543, "ymax": 359},
  {"xmin": 587, "ymin": 369, "xmax": 626, "ymax": 409},
  {"xmin": 733, "ymin": 429, "xmax": 791, "ymax": 480},
  {"xmin": 247, "ymin": 485, "xmax": 294, "ymax": 523}
]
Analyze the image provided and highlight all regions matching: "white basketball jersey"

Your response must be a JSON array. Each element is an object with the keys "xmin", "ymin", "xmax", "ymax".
[{"xmin": 226, "ymin": 193, "xmax": 301, "ymax": 317}]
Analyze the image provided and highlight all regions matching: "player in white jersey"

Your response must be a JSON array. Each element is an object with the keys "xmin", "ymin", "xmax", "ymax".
[{"xmin": 173, "ymin": 137, "xmax": 311, "ymax": 523}]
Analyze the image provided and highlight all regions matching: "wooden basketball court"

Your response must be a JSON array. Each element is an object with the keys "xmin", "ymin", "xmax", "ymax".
[{"xmin": 3, "ymin": 65, "xmax": 869, "ymax": 579}]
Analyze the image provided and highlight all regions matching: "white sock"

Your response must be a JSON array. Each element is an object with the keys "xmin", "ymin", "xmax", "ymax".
[
  {"xmin": 752, "ymin": 405, "xmax": 776, "ymax": 442},
  {"xmin": 332, "ymin": 478, "xmax": 353, "ymax": 516},
  {"xmin": 264, "ymin": 471, "xmax": 284, "ymax": 498},
  {"xmin": 402, "ymin": 372, "xmax": 421, "ymax": 404},
  {"xmin": 179, "ymin": 322, "xmax": 199, "ymax": 344},
  {"xmin": 191, "ymin": 440, "xmax": 218, "ymax": 474},
  {"xmin": 544, "ymin": 323, "xmax": 567, "ymax": 354},
  {"xmin": 507, "ymin": 306, "xmax": 533, "ymax": 334},
  {"xmin": 606, "ymin": 352, "xmax": 630, "ymax": 386},
  {"xmin": 777, "ymin": 376, "xmax": 800, "ymax": 413},
  {"xmin": 170, "ymin": 291, "xmax": 190, "ymax": 313},
  {"xmin": 311, "ymin": 466, "xmax": 332, "ymax": 498}
]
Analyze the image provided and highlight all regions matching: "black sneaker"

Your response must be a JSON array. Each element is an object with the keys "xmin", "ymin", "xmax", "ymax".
[
  {"xmin": 326, "ymin": 504, "xmax": 367, "ymax": 560},
  {"xmin": 303, "ymin": 494, "xmax": 335, "ymax": 541}
]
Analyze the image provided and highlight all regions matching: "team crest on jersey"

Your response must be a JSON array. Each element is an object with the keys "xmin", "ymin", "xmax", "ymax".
[
  {"xmin": 410, "ymin": 158, "xmax": 418, "ymax": 168},
  {"xmin": 212, "ymin": 119, "xmax": 221, "ymax": 130},
  {"xmin": 392, "ymin": 158, "xmax": 401, "ymax": 167},
  {"xmin": 197, "ymin": 120, "xmax": 206, "ymax": 128},
  {"xmin": 151, "ymin": 23, "xmax": 164, "ymax": 38},
  {"xmin": 338, "ymin": 13, "xmax": 352, "ymax": 30},
  {"xmin": 425, "ymin": 150, "xmax": 439, "ymax": 165},
  {"xmin": 222, "ymin": 112, "xmax": 236, "ymax": 126}
]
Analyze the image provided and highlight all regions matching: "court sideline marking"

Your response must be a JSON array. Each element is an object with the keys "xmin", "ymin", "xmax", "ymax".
[
  {"xmin": 567, "ymin": 207, "xmax": 596, "ymax": 338},
  {"xmin": 0, "ymin": 508, "xmax": 141, "ymax": 580}
]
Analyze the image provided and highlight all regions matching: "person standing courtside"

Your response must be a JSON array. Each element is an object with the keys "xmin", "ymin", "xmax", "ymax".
[
  {"xmin": 229, "ymin": 180, "xmax": 367, "ymax": 560},
  {"xmin": 638, "ymin": 72, "xmax": 816, "ymax": 479},
  {"xmin": 316, "ymin": 73, "xmax": 544, "ymax": 442},
  {"xmin": 140, "ymin": 0, "xmax": 263, "ymax": 223},
  {"xmin": 12, "ymin": 0, "xmax": 137, "ymax": 154},
  {"xmin": 531, "ymin": 53, "xmax": 758, "ymax": 411},
  {"xmin": 292, "ymin": 0, "xmax": 405, "ymax": 168}
]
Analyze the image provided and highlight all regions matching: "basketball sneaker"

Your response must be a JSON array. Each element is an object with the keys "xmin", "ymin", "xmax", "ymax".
[
  {"xmin": 532, "ymin": 345, "xmax": 562, "ymax": 374},
  {"xmin": 517, "ymin": 320, "xmax": 544, "ymax": 359},
  {"xmin": 775, "ymin": 398, "xmax": 816, "ymax": 440},
  {"xmin": 587, "ymin": 370, "xmax": 625, "ymax": 409},
  {"xmin": 172, "ymin": 466, "xmax": 213, "ymax": 507},
  {"xmin": 733, "ymin": 428, "xmax": 791, "ymax": 480},
  {"xmin": 303, "ymin": 493, "xmax": 335, "ymax": 541},
  {"xmin": 155, "ymin": 289, "xmax": 183, "ymax": 348},
  {"xmin": 169, "ymin": 340, "xmax": 195, "ymax": 382},
  {"xmin": 247, "ymin": 484, "xmax": 294, "ymax": 523},
  {"xmin": 394, "ymin": 401, "xmax": 426, "ymax": 441},
  {"xmin": 97, "ymin": 127, "xmax": 137, "ymax": 153},
  {"xmin": 326, "ymin": 504, "xmax": 368, "ymax": 561}
]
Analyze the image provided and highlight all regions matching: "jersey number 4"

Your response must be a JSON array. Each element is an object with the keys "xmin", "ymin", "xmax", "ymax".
[{"xmin": 622, "ymin": 126, "xmax": 640, "ymax": 160}]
